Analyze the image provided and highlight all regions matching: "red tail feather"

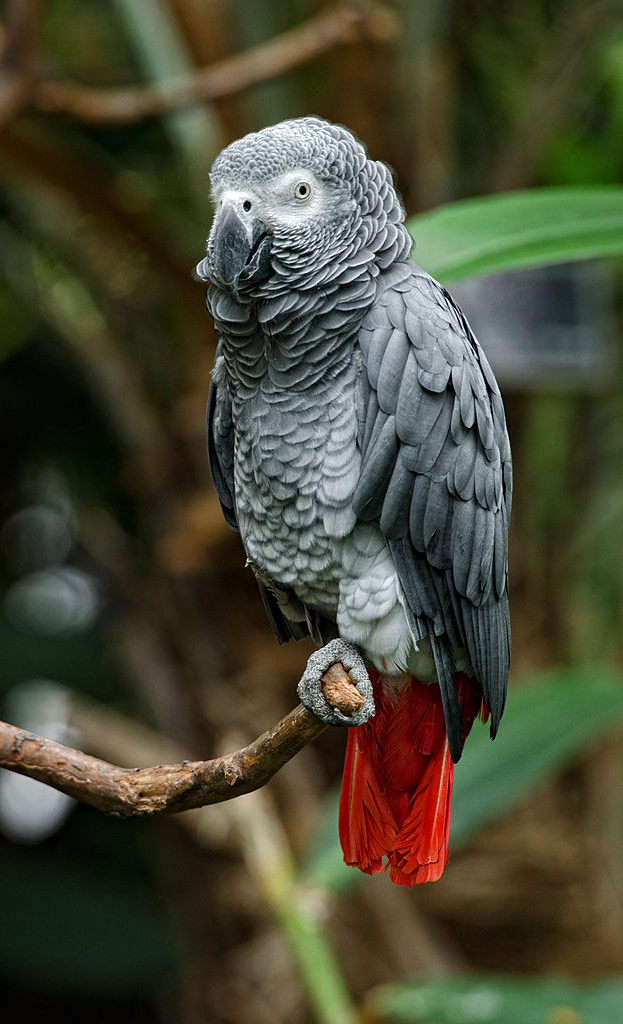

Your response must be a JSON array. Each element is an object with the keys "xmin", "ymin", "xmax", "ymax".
[{"xmin": 338, "ymin": 672, "xmax": 483, "ymax": 886}]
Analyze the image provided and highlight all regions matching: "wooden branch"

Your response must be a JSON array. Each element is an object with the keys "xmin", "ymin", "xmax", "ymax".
[
  {"xmin": 30, "ymin": 3, "xmax": 396, "ymax": 125},
  {"xmin": 0, "ymin": 663, "xmax": 363, "ymax": 817}
]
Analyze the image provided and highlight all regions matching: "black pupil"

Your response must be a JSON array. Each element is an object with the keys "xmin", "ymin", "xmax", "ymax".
[
  {"xmin": 298, "ymin": 184, "xmax": 308, "ymax": 197},
  {"xmin": 243, "ymin": 200, "xmax": 252, "ymax": 212}
]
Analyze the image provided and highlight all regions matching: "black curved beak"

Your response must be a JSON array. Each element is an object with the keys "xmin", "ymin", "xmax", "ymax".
[{"xmin": 210, "ymin": 204, "xmax": 271, "ymax": 288}]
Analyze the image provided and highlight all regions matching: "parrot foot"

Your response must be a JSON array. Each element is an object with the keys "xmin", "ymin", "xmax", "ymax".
[{"xmin": 297, "ymin": 639, "xmax": 374, "ymax": 727}]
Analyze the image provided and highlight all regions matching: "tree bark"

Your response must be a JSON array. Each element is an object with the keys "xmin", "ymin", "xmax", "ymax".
[{"xmin": 0, "ymin": 663, "xmax": 362, "ymax": 817}]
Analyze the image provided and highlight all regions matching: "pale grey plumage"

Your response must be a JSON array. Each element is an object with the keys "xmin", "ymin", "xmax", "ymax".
[{"xmin": 197, "ymin": 117, "xmax": 512, "ymax": 759}]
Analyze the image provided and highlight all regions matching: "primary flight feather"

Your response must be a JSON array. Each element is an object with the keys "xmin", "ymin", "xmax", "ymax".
[{"xmin": 197, "ymin": 117, "xmax": 512, "ymax": 885}]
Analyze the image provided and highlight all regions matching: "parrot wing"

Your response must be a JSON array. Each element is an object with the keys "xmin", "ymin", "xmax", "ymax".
[
  {"xmin": 353, "ymin": 263, "xmax": 512, "ymax": 760},
  {"xmin": 207, "ymin": 343, "xmax": 309, "ymax": 644}
]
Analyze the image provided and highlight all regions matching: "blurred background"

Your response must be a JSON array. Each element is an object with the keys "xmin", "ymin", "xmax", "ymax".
[{"xmin": 0, "ymin": 1, "xmax": 622, "ymax": 1022}]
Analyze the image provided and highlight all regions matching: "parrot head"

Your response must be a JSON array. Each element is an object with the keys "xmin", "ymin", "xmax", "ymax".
[{"xmin": 195, "ymin": 117, "xmax": 411, "ymax": 296}]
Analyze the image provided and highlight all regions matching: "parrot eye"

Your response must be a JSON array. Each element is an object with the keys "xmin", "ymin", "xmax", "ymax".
[{"xmin": 294, "ymin": 181, "xmax": 311, "ymax": 201}]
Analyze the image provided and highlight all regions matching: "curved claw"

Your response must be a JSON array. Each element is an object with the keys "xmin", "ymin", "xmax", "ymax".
[
  {"xmin": 297, "ymin": 638, "xmax": 375, "ymax": 728},
  {"xmin": 331, "ymin": 707, "xmax": 366, "ymax": 728}
]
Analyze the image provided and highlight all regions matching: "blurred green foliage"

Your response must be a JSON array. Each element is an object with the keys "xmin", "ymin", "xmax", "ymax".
[{"xmin": 367, "ymin": 974, "xmax": 623, "ymax": 1024}]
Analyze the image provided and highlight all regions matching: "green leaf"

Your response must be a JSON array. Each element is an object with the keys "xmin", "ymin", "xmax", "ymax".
[
  {"xmin": 451, "ymin": 667, "xmax": 623, "ymax": 847},
  {"xmin": 366, "ymin": 973, "xmax": 623, "ymax": 1024},
  {"xmin": 406, "ymin": 186, "xmax": 623, "ymax": 281},
  {"xmin": 301, "ymin": 667, "xmax": 623, "ymax": 892}
]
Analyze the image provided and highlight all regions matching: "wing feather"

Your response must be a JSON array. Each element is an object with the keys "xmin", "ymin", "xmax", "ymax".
[
  {"xmin": 353, "ymin": 415, "xmax": 399, "ymax": 518},
  {"xmin": 355, "ymin": 265, "xmax": 512, "ymax": 757},
  {"xmin": 207, "ymin": 347, "xmax": 237, "ymax": 530},
  {"xmin": 379, "ymin": 451, "xmax": 414, "ymax": 539},
  {"xmin": 377, "ymin": 328, "xmax": 411, "ymax": 412}
]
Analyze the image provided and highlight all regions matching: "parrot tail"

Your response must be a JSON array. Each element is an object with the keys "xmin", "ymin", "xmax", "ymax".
[{"xmin": 338, "ymin": 671, "xmax": 484, "ymax": 886}]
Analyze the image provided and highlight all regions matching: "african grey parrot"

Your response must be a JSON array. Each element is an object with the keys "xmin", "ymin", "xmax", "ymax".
[{"xmin": 196, "ymin": 117, "xmax": 511, "ymax": 885}]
